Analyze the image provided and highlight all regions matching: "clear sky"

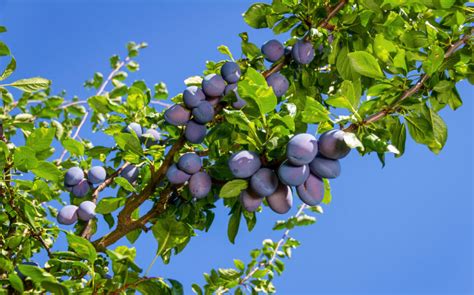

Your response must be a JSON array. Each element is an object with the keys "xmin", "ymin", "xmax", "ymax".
[{"xmin": 1, "ymin": 1, "xmax": 472, "ymax": 294}]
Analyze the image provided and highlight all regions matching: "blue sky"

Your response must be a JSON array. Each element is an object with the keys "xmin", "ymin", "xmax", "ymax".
[{"xmin": 1, "ymin": 1, "xmax": 472, "ymax": 294}]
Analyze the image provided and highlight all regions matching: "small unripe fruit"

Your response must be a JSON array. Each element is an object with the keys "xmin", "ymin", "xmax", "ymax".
[
  {"xmin": 57, "ymin": 205, "xmax": 78, "ymax": 225},
  {"xmin": 286, "ymin": 133, "xmax": 318, "ymax": 166},
  {"xmin": 185, "ymin": 120, "xmax": 207, "ymax": 144},
  {"xmin": 202, "ymin": 74, "xmax": 226, "ymax": 97},
  {"xmin": 65, "ymin": 167, "xmax": 84, "ymax": 186},
  {"xmin": 189, "ymin": 171, "xmax": 212, "ymax": 199},
  {"xmin": 318, "ymin": 129, "xmax": 351, "ymax": 160},
  {"xmin": 261, "ymin": 39, "xmax": 284, "ymax": 62},
  {"xmin": 266, "ymin": 73, "xmax": 289, "ymax": 97},
  {"xmin": 77, "ymin": 201, "xmax": 96, "ymax": 221},
  {"xmin": 228, "ymin": 150, "xmax": 261, "ymax": 179},
  {"xmin": 292, "ymin": 40, "xmax": 315, "ymax": 64},
  {"xmin": 166, "ymin": 164, "xmax": 191, "ymax": 184},
  {"xmin": 178, "ymin": 153, "xmax": 202, "ymax": 174},
  {"xmin": 164, "ymin": 104, "xmax": 191, "ymax": 126},
  {"xmin": 88, "ymin": 166, "xmax": 106, "ymax": 184},
  {"xmin": 72, "ymin": 179, "xmax": 90, "ymax": 197},
  {"xmin": 183, "ymin": 86, "xmax": 206, "ymax": 108},
  {"xmin": 221, "ymin": 62, "xmax": 241, "ymax": 84}
]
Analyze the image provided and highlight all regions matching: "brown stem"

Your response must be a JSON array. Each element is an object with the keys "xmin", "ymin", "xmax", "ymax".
[{"xmin": 344, "ymin": 29, "xmax": 473, "ymax": 133}]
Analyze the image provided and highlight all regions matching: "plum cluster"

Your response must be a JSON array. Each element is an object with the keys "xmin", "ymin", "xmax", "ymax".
[
  {"xmin": 164, "ymin": 62, "xmax": 244, "ymax": 144},
  {"xmin": 64, "ymin": 166, "xmax": 106, "ymax": 197},
  {"xmin": 166, "ymin": 152, "xmax": 212, "ymax": 199},
  {"xmin": 261, "ymin": 39, "xmax": 315, "ymax": 98},
  {"xmin": 124, "ymin": 122, "xmax": 161, "ymax": 148},
  {"xmin": 230, "ymin": 129, "xmax": 350, "ymax": 213},
  {"xmin": 57, "ymin": 200, "xmax": 96, "ymax": 225}
]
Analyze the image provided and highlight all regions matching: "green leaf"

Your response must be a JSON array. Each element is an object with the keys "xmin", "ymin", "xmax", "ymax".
[
  {"xmin": 391, "ymin": 120, "xmax": 406, "ymax": 157},
  {"xmin": 405, "ymin": 115, "xmax": 433, "ymax": 145},
  {"xmin": 426, "ymin": 108, "xmax": 448, "ymax": 154},
  {"xmin": 273, "ymin": 16, "xmax": 300, "ymax": 34},
  {"xmin": 337, "ymin": 46, "xmax": 360, "ymax": 81},
  {"xmin": 88, "ymin": 95, "xmax": 113, "ymax": 113},
  {"xmin": 26, "ymin": 127, "xmax": 55, "ymax": 154},
  {"xmin": 114, "ymin": 133, "xmax": 143, "ymax": 156},
  {"xmin": 348, "ymin": 51, "xmax": 384, "ymax": 79},
  {"xmin": 66, "ymin": 233, "xmax": 97, "ymax": 262},
  {"xmin": 227, "ymin": 206, "xmax": 241, "ymax": 244},
  {"xmin": 114, "ymin": 176, "xmax": 138, "ymax": 192},
  {"xmin": 374, "ymin": 34, "xmax": 396, "ymax": 62},
  {"xmin": 422, "ymin": 45, "xmax": 444, "ymax": 75},
  {"xmin": 8, "ymin": 273, "xmax": 24, "ymax": 293},
  {"xmin": 238, "ymin": 67, "xmax": 277, "ymax": 116},
  {"xmin": 168, "ymin": 279, "xmax": 184, "ymax": 295},
  {"xmin": 322, "ymin": 178, "xmax": 332, "ymax": 204},
  {"xmin": 41, "ymin": 281, "xmax": 70, "ymax": 295},
  {"xmin": 343, "ymin": 132, "xmax": 364, "ymax": 150},
  {"xmin": 0, "ymin": 41, "xmax": 10, "ymax": 56},
  {"xmin": 154, "ymin": 82, "xmax": 168, "ymax": 99},
  {"xmin": 300, "ymin": 97, "xmax": 330, "ymax": 123},
  {"xmin": 31, "ymin": 161, "xmax": 61, "ymax": 182},
  {"xmin": 16, "ymin": 265, "xmax": 56, "ymax": 283},
  {"xmin": 152, "ymin": 218, "xmax": 191, "ymax": 256},
  {"xmin": 62, "ymin": 138, "xmax": 85, "ymax": 156},
  {"xmin": 0, "ymin": 57, "xmax": 16, "ymax": 81},
  {"xmin": 219, "ymin": 179, "xmax": 248, "ymax": 198},
  {"xmin": 14, "ymin": 146, "xmax": 38, "ymax": 171},
  {"xmin": 326, "ymin": 80, "xmax": 358, "ymax": 110},
  {"xmin": 439, "ymin": 0, "xmax": 455, "ymax": 8},
  {"xmin": 96, "ymin": 196, "xmax": 125, "ymax": 214},
  {"xmin": 5, "ymin": 77, "xmax": 50, "ymax": 92},
  {"xmin": 217, "ymin": 45, "xmax": 234, "ymax": 60},
  {"xmin": 243, "ymin": 3, "xmax": 272, "ymax": 29}
]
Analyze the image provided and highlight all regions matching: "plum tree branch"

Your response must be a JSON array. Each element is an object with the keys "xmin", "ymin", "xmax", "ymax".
[{"xmin": 344, "ymin": 29, "xmax": 473, "ymax": 133}]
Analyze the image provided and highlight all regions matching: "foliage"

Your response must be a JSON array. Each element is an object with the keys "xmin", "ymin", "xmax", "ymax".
[{"xmin": 0, "ymin": 0, "xmax": 472, "ymax": 293}]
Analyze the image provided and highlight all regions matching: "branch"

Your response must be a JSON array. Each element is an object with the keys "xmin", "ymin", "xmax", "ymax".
[{"xmin": 345, "ymin": 29, "xmax": 473, "ymax": 133}]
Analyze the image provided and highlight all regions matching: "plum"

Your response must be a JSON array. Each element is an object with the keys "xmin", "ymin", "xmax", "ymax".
[
  {"xmin": 206, "ymin": 96, "xmax": 222, "ymax": 107},
  {"xmin": 120, "ymin": 164, "xmax": 139, "ymax": 183},
  {"xmin": 309, "ymin": 155, "xmax": 341, "ymax": 179},
  {"xmin": 183, "ymin": 86, "xmax": 206, "ymax": 108},
  {"xmin": 189, "ymin": 171, "xmax": 212, "ymax": 199},
  {"xmin": 286, "ymin": 133, "xmax": 318, "ymax": 166},
  {"xmin": 261, "ymin": 39, "xmax": 284, "ymax": 62},
  {"xmin": 296, "ymin": 174, "xmax": 324, "ymax": 206},
  {"xmin": 292, "ymin": 40, "xmax": 315, "ymax": 65},
  {"xmin": 266, "ymin": 183, "xmax": 293, "ymax": 214},
  {"xmin": 77, "ymin": 200, "xmax": 96, "ymax": 221},
  {"xmin": 57, "ymin": 205, "xmax": 78, "ymax": 225},
  {"xmin": 221, "ymin": 62, "xmax": 241, "ymax": 83},
  {"xmin": 72, "ymin": 179, "xmax": 90, "ymax": 197},
  {"xmin": 185, "ymin": 120, "xmax": 207, "ymax": 144},
  {"xmin": 250, "ymin": 168, "xmax": 278, "ymax": 197},
  {"xmin": 65, "ymin": 166, "xmax": 84, "ymax": 186},
  {"xmin": 224, "ymin": 83, "xmax": 246, "ymax": 109},
  {"xmin": 164, "ymin": 104, "xmax": 191, "ymax": 126},
  {"xmin": 177, "ymin": 152, "xmax": 202, "ymax": 174},
  {"xmin": 266, "ymin": 73, "xmax": 289, "ymax": 97},
  {"xmin": 240, "ymin": 189, "xmax": 263, "ymax": 212},
  {"xmin": 64, "ymin": 181, "xmax": 73, "ymax": 192},
  {"xmin": 228, "ymin": 150, "xmax": 261, "ymax": 178},
  {"xmin": 192, "ymin": 101, "xmax": 215, "ymax": 124},
  {"xmin": 202, "ymin": 74, "xmax": 226, "ymax": 97},
  {"xmin": 318, "ymin": 129, "xmax": 351, "ymax": 160},
  {"xmin": 143, "ymin": 129, "xmax": 161, "ymax": 148},
  {"xmin": 277, "ymin": 160, "xmax": 310, "ymax": 186},
  {"xmin": 166, "ymin": 164, "xmax": 191, "ymax": 184},
  {"xmin": 125, "ymin": 122, "xmax": 143, "ymax": 138},
  {"xmin": 87, "ymin": 166, "xmax": 106, "ymax": 184}
]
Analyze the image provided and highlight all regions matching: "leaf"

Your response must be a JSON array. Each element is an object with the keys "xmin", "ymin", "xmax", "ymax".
[
  {"xmin": 5, "ymin": 77, "xmax": 51, "ymax": 92},
  {"xmin": 26, "ymin": 127, "xmax": 56, "ymax": 154},
  {"xmin": 426, "ymin": 108, "xmax": 448, "ymax": 154},
  {"xmin": 219, "ymin": 179, "xmax": 248, "ymax": 198},
  {"xmin": 391, "ymin": 120, "xmax": 406, "ymax": 157},
  {"xmin": 66, "ymin": 233, "xmax": 97, "ymax": 262},
  {"xmin": 343, "ymin": 132, "xmax": 364, "ymax": 150},
  {"xmin": 62, "ymin": 138, "xmax": 85, "ymax": 156},
  {"xmin": 168, "ymin": 279, "xmax": 184, "ymax": 295},
  {"xmin": 14, "ymin": 146, "xmax": 38, "ymax": 171},
  {"xmin": 96, "ymin": 197, "xmax": 125, "ymax": 214},
  {"xmin": 300, "ymin": 97, "xmax": 330, "ymax": 123},
  {"xmin": 16, "ymin": 265, "xmax": 56, "ymax": 283},
  {"xmin": 405, "ymin": 115, "xmax": 432, "ymax": 145},
  {"xmin": 114, "ymin": 133, "xmax": 143, "ymax": 156},
  {"xmin": 348, "ymin": 51, "xmax": 384, "ymax": 79},
  {"xmin": 422, "ymin": 45, "xmax": 444, "ymax": 75},
  {"xmin": 0, "ymin": 57, "xmax": 16, "ymax": 81},
  {"xmin": 154, "ymin": 82, "xmax": 168, "ymax": 99},
  {"xmin": 114, "ymin": 176, "xmax": 137, "ymax": 192},
  {"xmin": 337, "ymin": 46, "xmax": 360, "ymax": 81},
  {"xmin": 273, "ymin": 16, "xmax": 300, "ymax": 34},
  {"xmin": 227, "ymin": 207, "xmax": 241, "ymax": 244},
  {"xmin": 243, "ymin": 3, "xmax": 272, "ymax": 29},
  {"xmin": 374, "ymin": 34, "xmax": 396, "ymax": 62},
  {"xmin": 322, "ymin": 178, "xmax": 332, "ymax": 204},
  {"xmin": 325, "ymin": 80, "xmax": 358, "ymax": 110},
  {"xmin": 217, "ymin": 45, "xmax": 234, "ymax": 60},
  {"xmin": 152, "ymin": 218, "xmax": 191, "ymax": 256},
  {"xmin": 238, "ymin": 67, "xmax": 277, "ymax": 116},
  {"xmin": 41, "ymin": 282, "xmax": 70, "ymax": 295},
  {"xmin": 0, "ymin": 41, "xmax": 10, "ymax": 56},
  {"xmin": 31, "ymin": 161, "xmax": 61, "ymax": 182},
  {"xmin": 8, "ymin": 273, "xmax": 24, "ymax": 293}
]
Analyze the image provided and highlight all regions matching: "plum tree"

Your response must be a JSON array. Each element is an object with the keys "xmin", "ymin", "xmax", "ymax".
[
  {"xmin": 221, "ymin": 62, "xmax": 241, "ymax": 83},
  {"xmin": 183, "ymin": 86, "xmax": 206, "ymax": 108},
  {"xmin": 277, "ymin": 160, "xmax": 310, "ymax": 186},
  {"xmin": 240, "ymin": 189, "xmax": 263, "ymax": 212},
  {"xmin": 202, "ymin": 74, "xmax": 226, "ymax": 97},
  {"xmin": 318, "ymin": 129, "xmax": 351, "ymax": 160},
  {"xmin": 120, "ymin": 164, "xmax": 139, "ymax": 183},
  {"xmin": 309, "ymin": 155, "xmax": 341, "ymax": 179},
  {"xmin": 296, "ymin": 174, "xmax": 324, "ymax": 206},
  {"xmin": 228, "ymin": 150, "xmax": 261, "ymax": 178},
  {"xmin": 125, "ymin": 122, "xmax": 143, "ymax": 138},
  {"xmin": 177, "ymin": 153, "xmax": 202, "ymax": 174},
  {"xmin": 143, "ymin": 129, "xmax": 161, "ymax": 148},
  {"xmin": 286, "ymin": 133, "xmax": 318, "ymax": 166},
  {"xmin": 185, "ymin": 120, "xmax": 207, "ymax": 144},
  {"xmin": 291, "ymin": 40, "xmax": 315, "ymax": 64},
  {"xmin": 164, "ymin": 104, "xmax": 191, "ymax": 126},
  {"xmin": 261, "ymin": 39, "xmax": 284, "ymax": 62},
  {"xmin": 224, "ymin": 83, "xmax": 246, "ymax": 109},
  {"xmin": 189, "ymin": 171, "xmax": 212, "ymax": 199},
  {"xmin": 87, "ymin": 166, "xmax": 106, "ymax": 184},
  {"xmin": 192, "ymin": 101, "xmax": 215, "ymax": 124},
  {"xmin": 57, "ymin": 205, "xmax": 78, "ymax": 225},
  {"xmin": 266, "ymin": 72, "xmax": 289, "ymax": 97},
  {"xmin": 65, "ymin": 167, "xmax": 84, "ymax": 186},
  {"xmin": 166, "ymin": 164, "xmax": 191, "ymax": 184},
  {"xmin": 77, "ymin": 201, "xmax": 96, "ymax": 221},
  {"xmin": 250, "ymin": 168, "xmax": 278, "ymax": 197},
  {"xmin": 266, "ymin": 183, "xmax": 293, "ymax": 214}
]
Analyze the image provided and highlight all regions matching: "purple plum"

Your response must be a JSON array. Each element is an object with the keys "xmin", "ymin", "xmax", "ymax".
[
  {"xmin": 250, "ymin": 168, "xmax": 278, "ymax": 197},
  {"xmin": 125, "ymin": 122, "xmax": 143, "ymax": 138},
  {"xmin": 221, "ymin": 62, "xmax": 241, "ymax": 84},
  {"xmin": 228, "ymin": 150, "xmax": 261, "ymax": 179},
  {"xmin": 120, "ymin": 164, "xmax": 139, "ymax": 183},
  {"xmin": 292, "ymin": 40, "xmax": 315, "ymax": 65},
  {"xmin": 192, "ymin": 101, "xmax": 215, "ymax": 124},
  {"xmin": 87, "ymin": 166, "xmax": 106, "ymax": 184},
  {"xmin": 77, "ymin": 200, "xmax": 96, "ymax": 221},
  {"xmin": 72, "ymin": 179, "xmax": 90, "ymax": 197},
  {"xmin": 185, "ymin": 120, "xmax": 207, "ymax": 144},
  {"xmin": 202, "ymin": 74, "xmax": 226, "ymax": 97},
  {"xmin": 266, "ymin": 72, "xmax": 289, "ymax": 97},
  {"xmin": 309, "ymin": 155, "xmax": 341, "ymax": 179},
  {"xmin": 318, "ymin": 129, "xmax": 351, "ymax": 160},
  {"xmin": 177, "ymin": 152, "xmax": 202, "ymax": 174},
  {"xmin": 206, "ymin": 96, "xmax": 222, "ymax": 106},
  {"xmin": 224, "ymin": 83, "xmax": 246, "ymax": 109},
  {"xmin": 277, "ymin": 160, "xmax": 310, "ymax": 186},
  {"xmin": 286, "ymin": 133, "xmax": 318, "ymax": 166},
  {"xmin": 266, "ymin": 183, "xmax": 293, "ymax": 214},
  {"xmin": 65, "ymin": 167, "xmax": 84, "ymax": 186},
  {"xmin": 240, "ymin": 189, "xmax": 263, "ymax": 212},
  {"xmin": 57, "ymin": 205, "xmax": 78, "ymax": 225},
  {"xmin": 261, "ymin": 39, "xmax": 284, "ymax": 62},
  {"xmin": 189, "ymin": 171, "xmax": 212, "ymax": 199},
  {"xmin": 296, "ymin": 174, "xmax": 324, "ymax": 206},
  {"xmin": 143, "ymin": 129, "xmax": 161, "ymax": 148},
  {"xmin": 166, "ymin": 164, "xmax": 191, "ymax": 184},
  {"xmin": 183, "ymin": 86, "xmax": 206, "ymax": 108},
  {"xmin": 164, "ymin": 104, "xmax": 191, "ymax": 126}
]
